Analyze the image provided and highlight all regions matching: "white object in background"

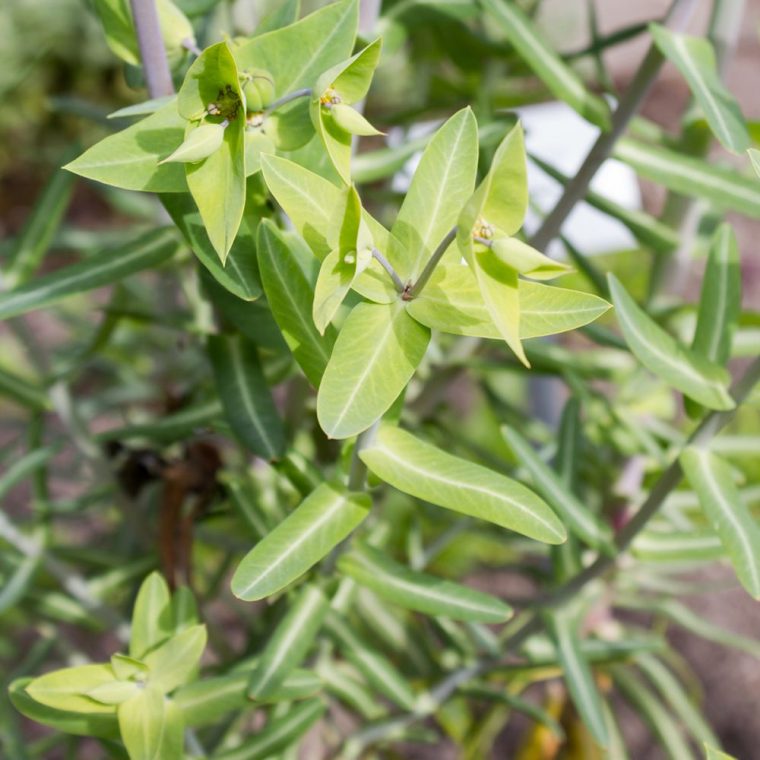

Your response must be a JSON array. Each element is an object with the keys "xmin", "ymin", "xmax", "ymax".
[{"xmin": 518, "ymin": 100, "xmax": 640, "ymax": 258}]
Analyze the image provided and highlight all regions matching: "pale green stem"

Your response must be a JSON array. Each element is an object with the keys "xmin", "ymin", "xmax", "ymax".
[
  {"xmin": 371, "ymin": 248, "xmax": 405, "ymax": 293},
  {"xmin": 407, "ymin": 226, "xmax": 458, "ymax": 298}
]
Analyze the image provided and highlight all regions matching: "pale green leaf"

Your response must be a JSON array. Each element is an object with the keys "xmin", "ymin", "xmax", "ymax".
[
  {"xmin": 130, "ymin": 572, "xmax": 173, "ymax": 659},
  {"xmin": 86, "ymin": 680, "xmax": 140, "ymax": 706},
  {"xmin": 650, "ymin": 25, "xmax": 749, "ymax": 153},
  {"xmin": 546, "ymin": 609, "xmax": 609, "ymax": 746},
  {"xmin": 247, "ymin": 585, "xmax": 328, "ymax": 699},
  {"xmin": 160, "ymin": 122, "xmax": 226, "ymax": 164},
  {"xmin": 360, "ymin": 424, "xmax": 565, "ymax": 543},
  {"xmin": 614, "ymin": 138, "xmax": 760, "ymax": 219},
  {"xmin": 234, "ymin": 0, "xmax": 358, "ymax": 96},
  {"xmin": 502, "ymin": 426, "xmax": 614, "ymax": 552},
  {"xmin": 231, "ymin": 481, "xmax": 371, "ymax": 600},
  {"xmin": 680, "ymin": 447, "xmax": 760, "ymax": 598},
  {"xmin": 705, "ymin": 744, "xmax": 738, "ymax": 760},
  {"xmin": 317, "ymin": 301, "xmax": 430, "ymax": 439},
  {"xmin": 406, "ymin": 265, "xmax": 610, "ymax": 339},
  {"xmin": 608, "ymin": 274, "xmax": 734, "ymax": 410},
  {"xmin": 692, "ymin": 223, "xmax": 740, "ymax": 365},
  {"xmin": 65, "ymin": 105, "xmax": 187, "ymax": 192},
  {"xmin": 143, "ymin": 624, "xmax": 207, "ymax": 693},
  {"xmin": 390, "ymin": 108, "xmax": 478, "ymax": 280},
  {"xmin": 9, "ymin": 677, "xmax": 120, "ymax": 739},
  {"xmin": 177, "ymin": 41, "xmax": 240, "ymax": 121},
  {"xmin": 338, "ymin": 543, "xmax": 512, "ymax": 623},
  {"xmin": 118, "ymin": 686, "xmax": 165, "ymax": 760},
  {"xmin": 207, "ymin": 334, "xmax": 285, "ymax": 460},
  {"xmin": 480, "ymin": 0, "xmax": 611, "ymax": 129},
  {"xmin": 0, "ymin": 228, "xmax": 178, "ymax": 320},
  {"xmin": 211, "ymin": 698, "xmax": 325, "ymax": 760},
  {"xmin": 473, "ymin": 247, "xmax": 527, "ymax": 365},
  {"xmin": 490, "ymin": 237, "xmax": 571, "ymax": 280},
  {"xmin": 749, "ymin": 148, "xmax": 760, "ymax": 178},
  {"xmin": 257, "ymin": 219, "xmax": 337, "ymax": 386},
  {"xmin": 25, "ymin": 665, "xmax": 117, "ymax": 715}
]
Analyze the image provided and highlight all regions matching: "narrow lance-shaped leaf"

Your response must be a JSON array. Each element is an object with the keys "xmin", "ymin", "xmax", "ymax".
[
  {"xmin": 64, "ymin": 104, "xmax": 187, "ymax": 193},
  {"xmin": 175, "ymin": 668, "xmax": 320, "ymax": 727},
  {"xmin": 360, "ymin": 425, "xmax": 565, "ymax": 544},
  {"xmin": 649, "ymin": 25, "xmax": 750, "ymax": 154},
  {"xmin": 406, "ymin": 266, "xmax": 610, "ymax": 339},
  {"xmin": 247, "ymin": 585, "xmax": 329, "ymax": 699},
  {"xmin": 608, "ymin": 274, "xmax": 734, "ymax": 410},
  {"xmin": 24, "ymin": 665, "xmax": 118, "ymax": 715},
  {"xmin": 211, "ymin": 699, "xmax": 325, "ymax": 760},
  {"xmin": 118, "ymin": 686, "xmax": 176, "ymax": 760},
  {"xmin": 480, "ymin": 0, "xmax": 611, "ymax": 129},
  {"xmin": 390, "ymin": 108, "xmax": 478, "ymax": 280},
  {"xmin": 691, "ymin": 223, "xmax": 740, "ymax": 365},
  {"xmin": 749, "ymin": 148, "xmax": 760, "ymax": 178},
  {"xmin": 545, "ymin": 610, "xmax": 609, "ymax": 747},
  {"xmin": 0, "ymin": 228, "xmax": 178, "ymax": 321},
  {"xmin": 502, "ymin": 426, "xmax": 614, "ymax": 553},
  {"xmin": 231, "ymin": 482, "xmax": 371, "ymax": 600},
  {"xmin": 317, "ymin": 301, "xmax": 430, "ymax": 440},
  {"xmin": 257, "ymin": 219, "xmax": 337, "ymax": 386},
  {"xmin": 338, "ymin": 543, "xmax": 512, "ymax": 623},
  {"xmin": 207, "ymin": 334, "xmax": 286, "ymax": 460},
  {"xmin": 614, "ymin": 138, "xmax": 760, "ymax": 219},
  {"xmin": 680, "ymin": 447, "xmax": 760, "ymax": 599},
  {"xmin": 325, "ymin": 613, "xmax": 418, "ymax": 711}
]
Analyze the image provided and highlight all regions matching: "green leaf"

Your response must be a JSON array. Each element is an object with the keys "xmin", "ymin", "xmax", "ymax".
[
  {"xmin": 143, "ymin": 625, "xmax": 207, "ymax": 693},
  {"xmin": 490, "ymin": 237, "xmax": 571, "ymax": 280},
  {"xmin": 473, "ymin": 247, "xmax": 527, "ymax": 365},
  {"xmin": 261, "ymin": 154, "xmax": 344, "ymax": 259},
  {"xmin": 631, "ymin": 529, "xmax": 724, "ymax": 563},
  {"xmin": 317, "ymin": 301, "xmax": 431, "ymax": 439},
  {"xmin": 118, "ymin": 686, "xmax": 167, "ymax": 760},
  {"xmin": 257, "ymin": 219, "xmax": 337, "ymax": 386},
  {"xmin": 87, "ymin": 680, "xmax": 140, "ymax": 706},
  {"xmin": 25, "ymin": 665, "xmax": 117, "ymax": 714},
  {"xmin": 161, "ymin": 192, "xmax": 262, "ymax": 302},
  {"xmin": 480, "ymin": 0, "xmax": 611, "ymax": 129},
  {"xmin": 705, "ymin": 745, "xmax": 738, "ymax": 760},
  {"xmin": 749, "ymin": 148, "xmax": 760, "ymax": 178},
  {"xmin": 9, "ymin": 677, "xmax": 120, "ymax": 740},
  {"xmin": 614, "ymin": 138, "xmax": 760, "ymax": 219},
  {"xmin": 545, "ymin": 609, "xmax": 609, "ymax": 746},
  {"xmin": 207, "ymin": 334, "xmax": 285, "ymax": 460},
  {"xmin": 254, "ymin": 0, "xmax": 301, "ymax": 36},
  {"xmin": 608, "ymin": 274, "xmax": 734, "ymax": 410},
  {"xmin": 234, "ymin": 0, "xmax": 358, "ymax": 96},
  {"xmin": 211, "ymin": 698, "xmax": 325, "ymax": 760},
  {"xmin": 406, "ymin": 266, "xmax": 610, "ymax": 339},
  {"xmin": 231, "ymin": 481, "xmax": 371, "ymax": 600},
  {"xmin": 175, "ymin": 669, "xmax": 320, "ymax": 727},
  {"xmin": 502, "ymin": 427, "xmax": 614, "ymax": 552},
  {"xmin": 312, "ymin": 38, "xmax": 383, "ymax": 181},
  {"xmin": 636, "ymin": 654, "xmax": 719, "ymax": 748},
  {"xmin": 360, "ymin": 424, "xmax": 565, "ymax": 543},
  {"xmin": 160, "ymin": 122, "xmax": 226, "ymax": 163},
  {"xmin": 177, "ymin": 41, "xmax": 240, "ymax": 121},
  {"xmin": 649, "ymin": 25, "xmax": 749, "ymax": 153},
  {"xmin": 680, "ymin": 447, "xmax": 760, "ymax": 598},
  {"xmin": 691, "ymin": 223, "xmax": 740, "ymax": 365},
  {"xmin": 0, "ymin": 228, "xmax": 178, "ymax": 320},
  {"xmin": 338, "ymin": 543, "xmax": 512, "ymax": 623},
  {"xmin": 325, "ymin": 613, "xmax": 418, "ymax": 710},
  {"xmin": 65, "ymin": 105, "xmax": 187, "ymax": 192},
  {"xmin": 186, "ymin": 117, "xmax": 246, "ymax": 263},
  {"xmin": 390, "ymin": 108, "xmax": 478, "ymax": 280},
  {"xmin": 4, "ymin": 155, "xmax": 75, "ymax": 289},
  {"xmin": 0, "ymin": 365, "xmax": 50, "ymax": 411},
  {"xmin": 130, "ymin": 572, "xmax": 173, "ymax": 659},
  {"xmin": 247, "ymin": 585, "xmax": 328, "ymax": 699},
  {"xmin": 458, "ymin": 122, "xmax": 528, "ymax": 249}
]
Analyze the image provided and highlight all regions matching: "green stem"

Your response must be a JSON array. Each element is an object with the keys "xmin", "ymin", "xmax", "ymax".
[
  {"xmin": 371, "ymin": 248, "xmax": 405, "ymax": 293},
  {"xmin": 407, "ymin": 226, "xmax": 457, "ymax": 299},
  {"xmin": 265, "ymin": 88, "xmax": 312, "ymax": 114},
  {"xmin": 128, "ymin": 0, "xmax": 174, "ymax": 98}
]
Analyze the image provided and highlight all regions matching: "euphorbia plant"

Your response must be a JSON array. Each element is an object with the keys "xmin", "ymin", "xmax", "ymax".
[{"xmin": 2, "ymin": 0, "xmax": 760, "ymax": 758}]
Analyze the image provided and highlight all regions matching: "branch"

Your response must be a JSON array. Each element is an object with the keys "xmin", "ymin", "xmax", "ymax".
[
  {"xmin": 265, "ymin": 88, "xmax": 313, "ymax": 114},
  {"xmin": 129, "ymin": 0, "xmax": 174, "ymax": 98},
  {"xmin": 371, "ymin": 248, "xmax": 405, "ymax": 293},
  {"xmin": 528, "ymin": 0, "xmax": 699, "ymax": 251},
  {"xmin": 407, "ymin": 226, "xmax": 458, "ymax": 299}
]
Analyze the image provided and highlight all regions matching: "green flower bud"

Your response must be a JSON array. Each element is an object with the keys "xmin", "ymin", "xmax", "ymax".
[{"xmin": 242, "ymin": 69, "xmax": 276, "ymax": 111}]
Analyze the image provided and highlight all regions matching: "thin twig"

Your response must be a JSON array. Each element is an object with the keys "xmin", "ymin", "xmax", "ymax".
[
  {"xmin": 128, "ymin": 0, "xmax": 174, "ymax": 98},
  {"xmin": 371, "ymin": 248, "xmax": 405, "ymax": 293},
  {"xmin": 407, "ymin": 226, "xmax": 458, "ymax": 299},
  {"xmin": 264, "ymin": 88, "xmax": 313, "ymax": 114}
]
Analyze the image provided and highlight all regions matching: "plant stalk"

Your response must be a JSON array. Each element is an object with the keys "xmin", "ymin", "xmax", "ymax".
[
  {"xmin": 129, "ymin": 0, "xmax": 175, "ymax": 98},
  {"xmin": 408, "ymin": 226, "xmax": 457, "ymax": 298}
]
